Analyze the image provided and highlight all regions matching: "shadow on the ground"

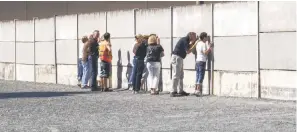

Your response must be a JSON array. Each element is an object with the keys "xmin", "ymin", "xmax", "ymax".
[{"xmin": 0, "ymin": 91, "xmax": 92, "ymax": 99}]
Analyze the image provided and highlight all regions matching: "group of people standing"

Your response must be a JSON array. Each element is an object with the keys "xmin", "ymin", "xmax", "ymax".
[
  {"xmin": 77, "ymin": 30, "xmax": 213, "ymax": 97},
  {"xmin": 77, "ymin": 30, "xmax": 113, "ymax": 92}
]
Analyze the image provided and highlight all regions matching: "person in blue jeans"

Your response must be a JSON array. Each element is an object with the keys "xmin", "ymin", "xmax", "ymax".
[
  {"xmin": 77, "ymin": 36, "xmax": 87, "ymax": 87},
  {"xmin": 88, "ymin": 30, "xmax": 100, "ymax": 91},
  {"xmin": 80, "ymin": 36, "xmax": 92, "ymax": 88},
  {"xmin": 128, "ymin": 55, "xmax": 137, "ymax": 89},
  {"xmin": 195, "ymin": 32, "xmax": 213, "ymax": 96},
  {"xmin": 132, "ymin": 34, "xmax": 147, "ymax": 94}
]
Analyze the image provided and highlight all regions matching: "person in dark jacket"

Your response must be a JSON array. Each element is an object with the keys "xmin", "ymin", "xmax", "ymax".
[
  {"xmin": 132, "ymin": 34, "xmax": 147, "ymax": 94},
  {"xmin": 88, "ymin": 30, "xmax": 100, "ymax": 91},
  {"xmin": 170, "ymin": 32, "xmax": 197, "ymax": 97}
]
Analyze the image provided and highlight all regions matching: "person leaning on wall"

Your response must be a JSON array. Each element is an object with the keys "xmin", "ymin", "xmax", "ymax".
[
  {"xmin": 170, "ymin": 32, "xmax": 197, "ymax": 97},
  {"xmin": 145, "ymin": 34, "xmax": 164, "ymax": 95},
  {"xmin": 193, "ymin": 32, "xmax": 213, "ymax": 97},
  {"xmin": 81, "ymin": 35, "xmax": 92, "ymax": 89},
  {"xmin": 98, "ymin": 32, "xmax": 113, "ymax": 92},
  {"xmin": 132, "ymin": 34, "xmax": 147, "ymax": 94},
  {"xmin": 88, "ymin": 30, "xmax": 100, "ymax": 91}
]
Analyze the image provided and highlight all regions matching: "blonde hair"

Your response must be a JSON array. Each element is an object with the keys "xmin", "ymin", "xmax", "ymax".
[
  {"xmin": 148, "ymin": 35, "xmax": 157, "ymax": 45},
  {"xmin": 81, "ymin": 36, "xmax": 88, "ymax": 43}
]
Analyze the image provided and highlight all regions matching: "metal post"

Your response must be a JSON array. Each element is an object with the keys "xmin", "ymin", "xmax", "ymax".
[
  {"xmin": 133, "ymin": 9, "xmax": 137, "ymax": 36},
  {"xmin": 105, "ymin": 11, "xmax": 108, "ymax": 33},
  {"xmin": 210, "ymin": 3, "xmax": 215, "ymax": 95},
  {"xmin": 257, "ymin": 1, "xmax": 261, "ymax": 98},
  {"xmin": 14, "ymin": 19, "xmax": 17, "ymax": 81},
  {"xmin": 54, "ymin": 15, "xmax": 58, "ymax": 84},
  {"xmin": 170, "ymin": 6, "xmax": 173, "ymax": 79},
  {"xmin": 33, "ymin": 17, "xmax": 37, "ymax": 83}
]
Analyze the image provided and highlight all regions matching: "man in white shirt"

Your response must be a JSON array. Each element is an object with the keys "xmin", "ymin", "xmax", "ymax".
[{"xmin": 195, "ymin": 32, "xmax": 213, "ymax": 96}]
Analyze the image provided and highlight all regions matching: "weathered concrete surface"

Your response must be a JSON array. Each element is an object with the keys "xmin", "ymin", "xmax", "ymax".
[
  {"xmin": 16, "ymin": 64, "xmax": 34, "ymax": 82},
  {"xmin": 213, "ymin": 71, "xmax": 258, "ymax": 98},
  {"xmin": 0, "ymin": 80, "xmax": 295, "ymax": 132},
  {"xmin": 36, "ymin": 65, "xmax": 56, "ymax": 84},
  {"xmin": 0, "ymin": 21, "xmax": 14, "ymax": 41},
  {"xmin": 0, "ymin": 42, "xmax": 15, "ymax": 63},
  {"xmin": 260, "ymin": 32, "xmax": 296, "ymax": 70},
  {"xmin": 78, "ymin": 12, "xmax": 106, "ymax": 38},
  {"xmin": 0, "ymin": 63, "xmax": 14, "ymax": 80},
  {"xmin": 261, "ymin": 70, "xmax": 296, "ymax": 100},
  {"xmin": 16, "ymin": 42, "xmax": 34, "ymax": 64},
  {"xmin": 107, "ymin": 10, "xmax": 134, "ymax": 37},
  {"xmin": 214, "ymin": 2, "xmax": 257, "ymax": 36},
  {"xmin": 56, "ymin": 40, "xmax": 77, "ymax": 65},
  {"xmin": 57, "ymin": 64, "xmax": 77, "ymax": 85},
  {"xmin": 173, "ymin": 4, "xmax": 212, "ymax": 37},
  {"xmin": 136, "ymin": 8, "xmax": 171, "ymax": 37},
  {"xmin": 35, "ymin": 18, "xmax": 54, "ymax": 42},
  {"xmin": 260, "ymin": 1, "xmax": 296, "ymax": 32},
  {"xmin": 16, "ymin": 20, "xmax": 34, "ymax": 42},
  {"xmin": 214, "ymin": 36, "xmax": 257, "ymax": 71},
  {"xmin": 56, "ymin": 15, "xmax": 77, "ymax": 40},
  {"xmin": 35, "ymin": 42, "xmax": 55, "ymax": 65}
]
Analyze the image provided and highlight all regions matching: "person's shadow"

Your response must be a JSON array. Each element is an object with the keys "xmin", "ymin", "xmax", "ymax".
[
  {"xmin": 117, "ymin": 49, "xmax": 123, "ymax": 89},
  {"xmin": 126, "ymin": 51, "xmax": 132, "ymax": 85},
  {"xmin": 158, "ymin": 61, "xmax": 163, "ymax": 92}
]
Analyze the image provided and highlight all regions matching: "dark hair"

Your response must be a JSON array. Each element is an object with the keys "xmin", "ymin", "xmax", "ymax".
[
  {"xmin": 199, "ymin": 32, "xmax": 208, "ymax": 40},
  {"xmin": 93, "ymin": 30, "xmax": 99, "ymax": 33},
  {"xmin": 103, "ymin": 32, "xmax": 110, "ymax": 40}
]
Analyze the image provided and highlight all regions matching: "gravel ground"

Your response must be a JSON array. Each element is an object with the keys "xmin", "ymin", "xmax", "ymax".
[{"xmin": 0, "ymin": 80, "xmax": 295, "ymax": 132}]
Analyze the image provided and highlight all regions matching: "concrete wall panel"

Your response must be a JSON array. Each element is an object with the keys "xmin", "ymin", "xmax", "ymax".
[
  {"xmin": 260, "ymin": 32, "xmax": 296, "ymax": 70},
  {"xmin": 57, "ymin": 64, "xmax": 77, "ymax": 85},
  {"xmin": 0, "ymin": 42, "xmax": 15, "ymax": 63},
  {"xmin": 160, "ymin": 39, "xmax": 171, "ymax": 69},
  {"xmin": 214, "ymin": 36, "xmax": 257, "ymax": 71},
  {"xmin": 35, "ymin": 18, "xmax": 55, "ymax": 41},
  {"xmin": 261, "ymin": 70, "xmax": 296, "ymax": 100},
  {"xmin": 16, "ymin": 64, "xmax": 34, "ymax": 82},
  {"xmin": 0, "ymin": 21, "xmax": 15, "ymax": 41},
  {"xmin": 56, "ymin": 15, "xmax": 77, "ymax": 40},
  {"xmin": 173, "ymin": 5, "xmax": 212, "ymax": 37},
  {"xmin": 214, "ymin": 2, "xmax": 257, "ymax": 36},
  {"xmin": 111, "ymin": 38, "xmax": 135, "ymax": 67},
  {"xmin": 0, "ymin": 63, "xmax": 15, "ymax": 80},
  {"xmin": 78, "ymin": 12, "xmax": 106, "ymax": 39},
  {"xmin": 107, "ymin": 10, "xmax": 134, "ymax": 37},
  {"xmin": 16, "ymin": 42, "xmax": 34, "ymax": 64},
  {"xmin": 35, "ymin": 42, "xmax": 55, "ymax": 65},
  {"xmin": 56, "ymin": 40, "xmax": 77, "ymax": 64},
  {"xmin": 136, "ymin": 8, "xmax": 171, "ymax": 37},
  {"xmin": 213, "ymin": 71, "xmax": 258, "ymax": 98},
  {"xmin": 36, "ymin": 65, "xmax": 56, "ymax": 83},
  {"xmin": 16, "ymin": 20, "xmax": 34, "ymax": 42},
  {"xmin": 260, "ymin": 1, "xmax": 296, "ymax": 32}
]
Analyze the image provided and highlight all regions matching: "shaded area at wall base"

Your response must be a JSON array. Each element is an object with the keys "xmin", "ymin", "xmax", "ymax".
[{"xmin": 0, "ymin": 63, "xmax": 295, "ymax": 101}]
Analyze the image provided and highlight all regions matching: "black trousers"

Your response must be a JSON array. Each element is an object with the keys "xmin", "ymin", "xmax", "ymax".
[
  {"xmin": 133, "ymin": 59, "xmax": 145, "ymax": 91},
  {"xmin": 91, "ymin": 55, "xmax": 98, "ymax": 89}
]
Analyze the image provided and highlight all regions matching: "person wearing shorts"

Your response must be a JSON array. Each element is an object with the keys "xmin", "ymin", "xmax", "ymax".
[{"xmin": 99, "ymin": 32, "xmax": 112, "ymax": 92}]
